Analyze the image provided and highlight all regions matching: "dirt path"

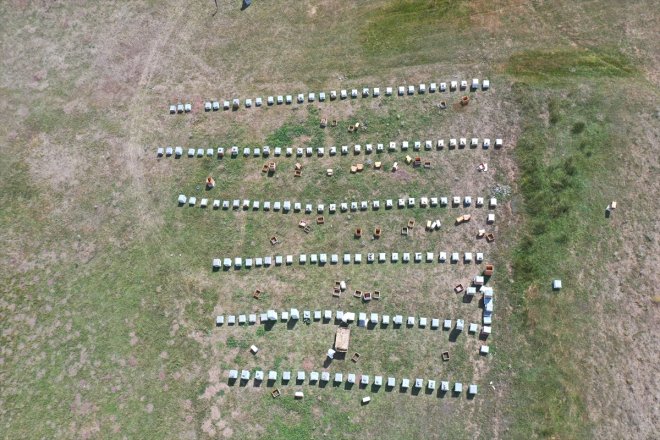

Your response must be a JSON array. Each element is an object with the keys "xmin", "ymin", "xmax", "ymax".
[{"xmin": 122, "ymin": 4, "xmax": 188, "ymax": 223}]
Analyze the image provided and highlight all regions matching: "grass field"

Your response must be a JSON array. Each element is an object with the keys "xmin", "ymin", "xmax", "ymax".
[{"xmin": 1, "ymin": 1, "xmax": 658, "ymax": 439}]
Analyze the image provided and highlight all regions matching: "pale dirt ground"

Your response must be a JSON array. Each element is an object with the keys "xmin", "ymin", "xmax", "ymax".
[{"xmin": 579, "ymin": 103, "xmax": 660, "ymax": 438}]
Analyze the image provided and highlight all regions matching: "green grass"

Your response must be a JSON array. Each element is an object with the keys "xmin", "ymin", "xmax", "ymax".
[
  {"xmin": 329, "ymin": 105, "xmax": 436, "ymax": 148},
  {"xmin": 266, "ymin": 123, "xmax": 307, "ymax": 148},
  {"xmin": 269, "ymin": 391, "xmax": 358, "ymax": 440},
  {"xmin": 507, "ymin": 47, "xmax": 637, "ymax": 81},
  {"xmin": 265, "ymin": 107, "xmax": 326, "ymax": 148},
  {"xmin": 360, "ymin": 0, "xmax": 470, "ymax": 57},
  {"xmin": 493, "ymin": 78, "xmax": 628, "ymax": 437}
]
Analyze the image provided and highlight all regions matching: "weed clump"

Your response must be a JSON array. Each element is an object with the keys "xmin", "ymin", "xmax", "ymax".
[{"xmin": 571, "ymin": 121, "xmax": 586, "ymax": 134}]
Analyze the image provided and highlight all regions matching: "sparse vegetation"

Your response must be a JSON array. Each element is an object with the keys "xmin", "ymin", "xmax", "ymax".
[{"xmin": 1, "ymin": 1, "xmax": 657, "ymax": 439}]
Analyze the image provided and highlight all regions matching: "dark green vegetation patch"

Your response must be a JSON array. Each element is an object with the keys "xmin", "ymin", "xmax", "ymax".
[
  {"xmin": 499, "ymin": 81, "xmax": 626, "ymax": 438},
  {"xmin": 507, "ymin": 47, "xmax": 636, "ymax": 80},
  {"xmin": 360, "ymin": 0, "xmax": 469, "ymax": 57}
]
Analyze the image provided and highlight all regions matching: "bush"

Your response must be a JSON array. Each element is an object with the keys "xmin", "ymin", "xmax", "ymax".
[{"xmin": 572, "ymin": 121, "xmax": 586, "ymax": 134}]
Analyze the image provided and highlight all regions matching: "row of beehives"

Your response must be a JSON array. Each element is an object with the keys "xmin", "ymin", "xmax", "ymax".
[
  {"xmin": 168, "ymin": 79, "xmax": 490, "ymax": 114},
  {"xmin": 212, "ymin": 251, "xmax": 489, "ymax": 270},
  {"xmin": 215, "ymin": 309, "xmax": 491, "ymax": 336},
  {"xmin": 228, "ymin": 369, "xmax": 479, "ymax": 396},
  {"xmin": 156, "ymin": 138, "xmax": 503, "ymax": 159},
  {"xmin": 179, "ymin": 195, "xmax": 498, "ymax": 211}
]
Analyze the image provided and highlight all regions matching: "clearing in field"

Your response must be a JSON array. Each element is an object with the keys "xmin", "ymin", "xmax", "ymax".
[{"xmin": 1, "ymin": 1, "xmax": 658, "ymax": 439}]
